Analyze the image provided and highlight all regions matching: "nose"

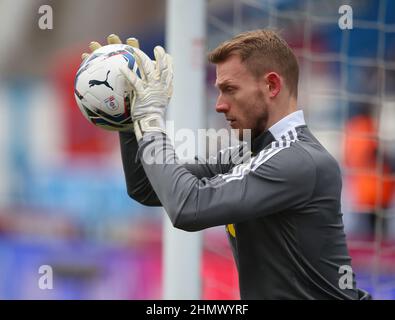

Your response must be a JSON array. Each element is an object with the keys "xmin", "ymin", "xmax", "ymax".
[{"xmin": 215, "ymin": 95, "xmax": 230, "ymax": 113}]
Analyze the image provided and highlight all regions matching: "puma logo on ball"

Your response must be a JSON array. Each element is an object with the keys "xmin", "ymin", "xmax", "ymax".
[{"xmin": 89, "ymin": 70, "xmax": 114, "ymax": 91}]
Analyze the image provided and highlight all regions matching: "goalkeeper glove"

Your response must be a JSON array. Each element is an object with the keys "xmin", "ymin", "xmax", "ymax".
[
  {"xmin": 120, "ymin": 45, "xmax": 173, "ymax": 141},
  {"xmin": 81, "ymin": 34, "xmax": 140, "ymax": 60}
]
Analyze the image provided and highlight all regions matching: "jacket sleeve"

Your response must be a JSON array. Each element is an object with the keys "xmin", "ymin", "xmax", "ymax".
[
  {"xmin": 119, "ymin": 131, "xmax": 240, "ymax": 206},
  {"xmin": 119, "ymin": 131, "xmax": 160, "ymax": 206},
  {"xmin": 137, "ymin": 132, "xmax": 316, "ymax": 231}
]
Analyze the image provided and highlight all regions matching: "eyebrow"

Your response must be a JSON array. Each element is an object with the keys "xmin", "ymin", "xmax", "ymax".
[{"xmin": 215, "ymin": 80, "xmax": 237, "ymax": 90}]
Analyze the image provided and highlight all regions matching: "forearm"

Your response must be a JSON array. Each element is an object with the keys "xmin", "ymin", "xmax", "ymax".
[
  {"xmin": 137, "ymin": 133, "xmax": 256, "ymax": 231},
  {"xmin": 137, "ymin": 132, "xmax": 202, "ymax": 229},
  {"xmin": 119, "ymin": 131, "xmax": 161, "ymax": 206}
]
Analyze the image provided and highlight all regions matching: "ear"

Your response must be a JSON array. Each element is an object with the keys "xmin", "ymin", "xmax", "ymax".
[{"xmin": 265, "ymin": 72, "xmax": 282, "ymax": 98}]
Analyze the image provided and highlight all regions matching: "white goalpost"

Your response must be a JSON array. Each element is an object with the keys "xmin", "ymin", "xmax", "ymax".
[{"xmin": 163, "ymin": 0, "xmax": 206, "ymax": 299}]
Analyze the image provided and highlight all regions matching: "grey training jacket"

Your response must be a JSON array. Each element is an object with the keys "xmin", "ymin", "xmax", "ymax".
[{"xmin": 119, "ymin": 111, "xmax": 363, "ymax": 300}]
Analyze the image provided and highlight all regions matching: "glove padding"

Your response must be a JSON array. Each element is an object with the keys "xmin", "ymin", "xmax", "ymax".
[{"xmin": 120, "ymin": 46, "xmax": 173, "ymax": 141}]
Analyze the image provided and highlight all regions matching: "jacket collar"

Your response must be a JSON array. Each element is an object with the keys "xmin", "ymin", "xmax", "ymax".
[{"xmin": 251, "ymin": 110, "xmax": 306, "ymax": 153}]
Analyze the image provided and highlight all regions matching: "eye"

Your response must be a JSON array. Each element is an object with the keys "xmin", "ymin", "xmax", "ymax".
[{"xmin": 224, "ymin": 86, "xmax": 235, "ymax": 93}]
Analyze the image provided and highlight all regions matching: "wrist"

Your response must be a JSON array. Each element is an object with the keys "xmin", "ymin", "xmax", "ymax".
[{"xmin": 133, "ymin": 114, "xmax": 166, "ymax": 141}]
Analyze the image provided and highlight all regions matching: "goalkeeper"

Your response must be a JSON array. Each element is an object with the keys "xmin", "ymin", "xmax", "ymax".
[{"xmin": 84, "ymin": 30, "xmax": 370, "ymax": 300}]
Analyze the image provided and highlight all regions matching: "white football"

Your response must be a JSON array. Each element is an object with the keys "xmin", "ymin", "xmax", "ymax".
[{"xmin": 74, "ymin": 44, "xmax": 140, "ymax": 131}]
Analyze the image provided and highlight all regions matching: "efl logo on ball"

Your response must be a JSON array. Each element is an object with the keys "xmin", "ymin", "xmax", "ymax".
[{"xmin": 104, "ymin": 96, "xmax": 118, "ymax": 111}]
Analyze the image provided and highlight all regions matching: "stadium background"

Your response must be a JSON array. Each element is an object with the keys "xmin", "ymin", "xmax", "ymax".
[{"xmin": 0, "ymin": 0, "xmax": 394, "ymax": 299}]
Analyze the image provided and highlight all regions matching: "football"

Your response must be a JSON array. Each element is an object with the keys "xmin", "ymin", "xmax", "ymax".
[{"xmin": 74, "ymin": 44, "xmax": 140, "ymax": 131}]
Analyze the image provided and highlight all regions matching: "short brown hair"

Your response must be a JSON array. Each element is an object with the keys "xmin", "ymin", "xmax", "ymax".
[{"xmin": 208, "ymin": 29, "xmax": 299, "ymax": 97}]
